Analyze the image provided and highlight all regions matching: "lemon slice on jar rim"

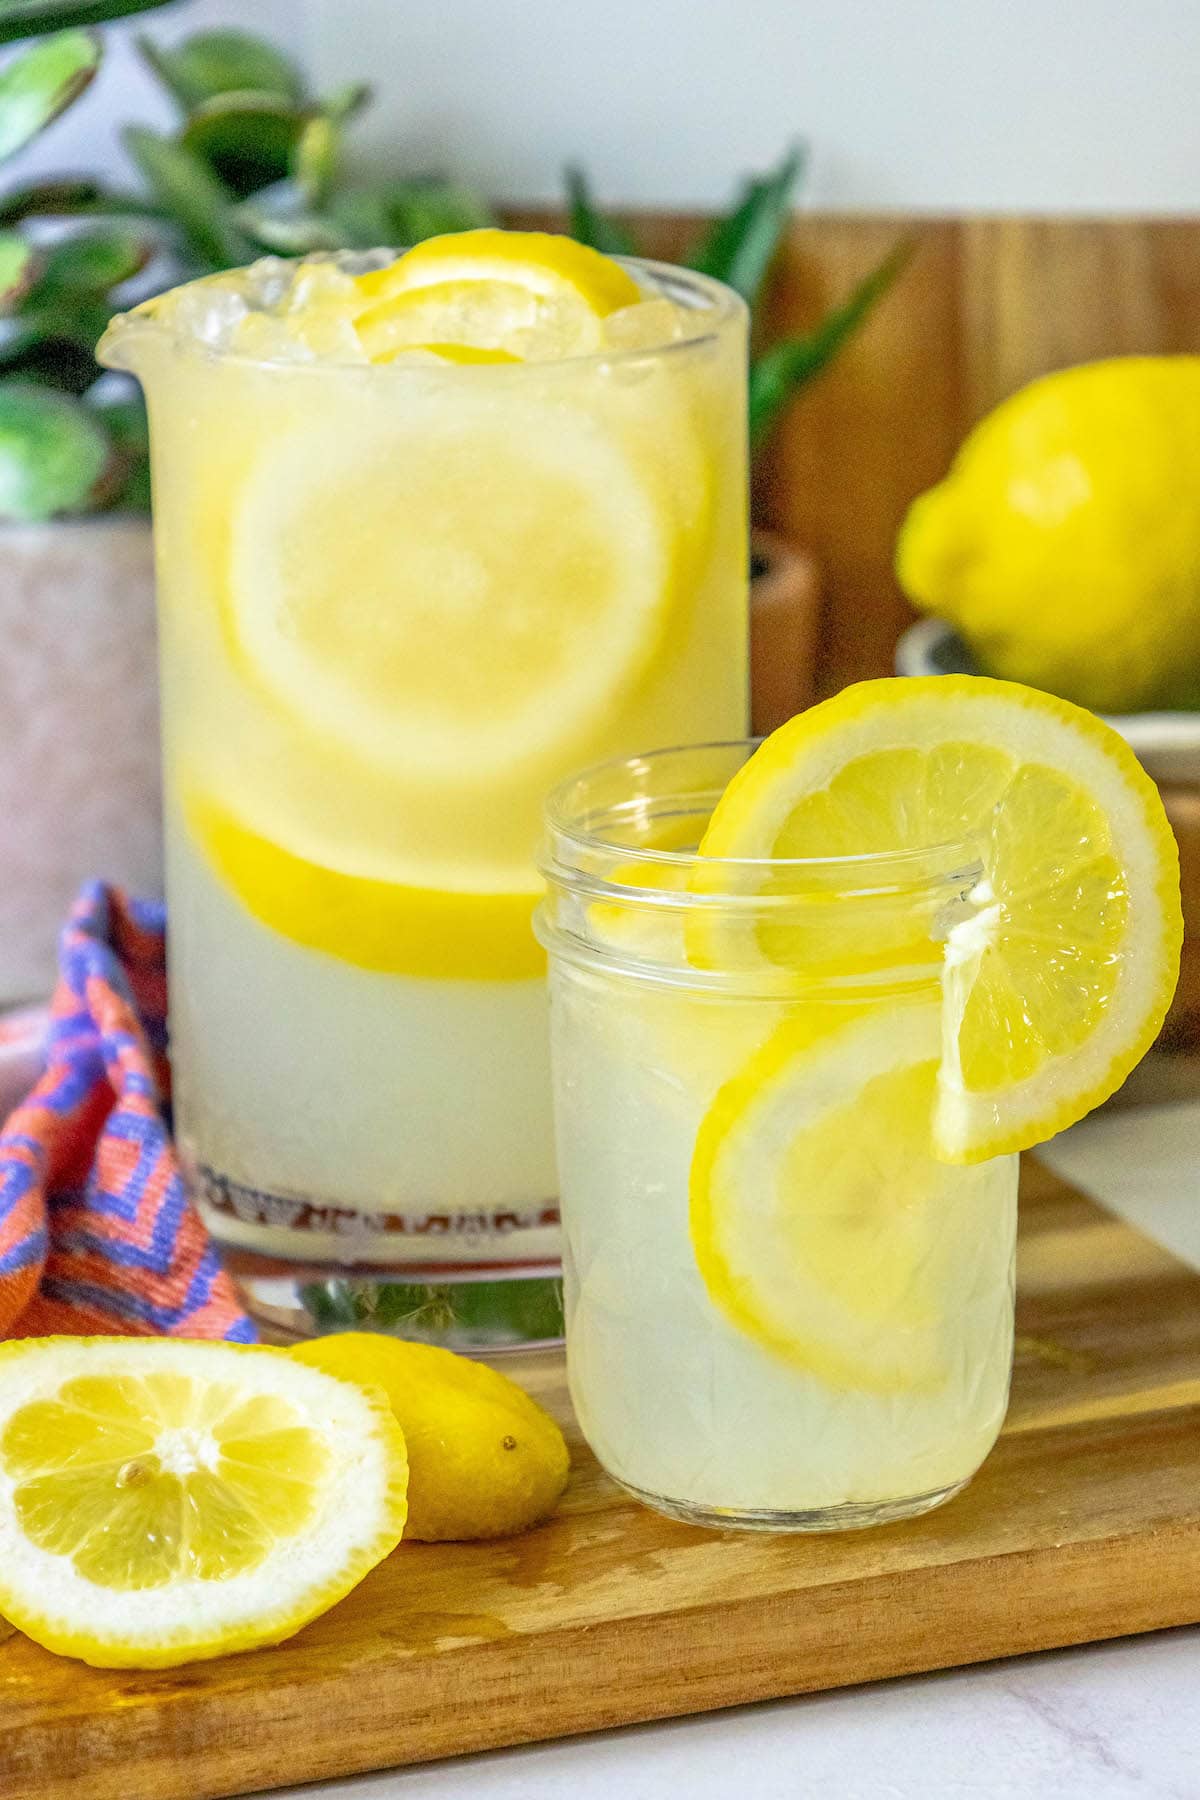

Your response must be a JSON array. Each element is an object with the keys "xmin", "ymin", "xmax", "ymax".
[{"xmin": 691, "ymin": 674, "xmax": 1182, "ymax": 1163}]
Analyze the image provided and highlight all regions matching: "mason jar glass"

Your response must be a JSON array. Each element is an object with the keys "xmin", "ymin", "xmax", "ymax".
[{"xmin": 537, "ymin": 743, "xmax": 1018, "ymax": 1531}]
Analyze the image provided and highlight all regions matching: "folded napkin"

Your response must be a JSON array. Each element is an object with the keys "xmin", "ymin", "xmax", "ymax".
[{"xmin": 0, "ymin": 882, "xmax": 254, "ymax": 1340}]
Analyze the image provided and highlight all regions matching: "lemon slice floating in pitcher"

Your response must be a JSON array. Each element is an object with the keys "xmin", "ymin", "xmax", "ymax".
[
  {"xmin": 351, "ymin": 228, "xmax": 641, "ymax": 361},
  {"xmin": 696, "ymin": 675, "xmax": 1182, "ymax": 1162},
  {"xmin": 0, "ymin": 1337, "xmax": 408, "ymax": 1668},
  {"xmin": 226, "ymin": 388, "xmax": 676, "ymax": 780},
  {"xmin": 219, "ymin": 231, "xmax": 704, "ymax": 784},
  {"xmin": 187, "ymin": 791, "xmax": 544, "ymax": 980}
]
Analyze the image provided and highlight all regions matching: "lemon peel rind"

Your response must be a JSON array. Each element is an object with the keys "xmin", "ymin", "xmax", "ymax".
[
  {"xmin": 289, "ymin": 1335, "xmax": 570, "ymax": 1543},
  {"xmin": 352, "ymin": 229, "xmax": 642, "ymax": 317},
  {"xmin": 0, "ymin": 1337, "xmax": 409, "ymax": 1670}
]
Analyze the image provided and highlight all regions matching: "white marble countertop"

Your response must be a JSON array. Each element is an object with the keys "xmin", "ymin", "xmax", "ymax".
[
  {"xmin": 259, "ymin": 1101, "xmax": 1200, "ymax": 1800},
  {"xmin": 263, "ymin": 1628, "xmax": 1199, "ymax": 1800}
]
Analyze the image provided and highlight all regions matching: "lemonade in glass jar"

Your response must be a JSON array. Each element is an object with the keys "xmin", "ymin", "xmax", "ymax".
[{"xmin": 537, "ymin": 681, "xmax": 1181, "ymax": 1527}]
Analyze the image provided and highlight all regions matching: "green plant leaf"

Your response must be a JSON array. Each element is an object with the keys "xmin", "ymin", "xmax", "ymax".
[
  {"xmin": 564, "ymin": 165, "xmax": 638, "ymax": 257},
  {"xmin": 687, "ymin": 143, "xmax": 805, "ymax": 308},
  {"xmin": 0, "ymin": 0, "xmax": 170, "ymax": 46},
  {"xmin": 322, "ymin": 184, "xmax": 387, "ymax": 247},
  {"xmin": 329, "ymin": 178, "xmax": 491, "ymax": 249},
  {"xmin": 34, "ymin": 222, "xmax": 151, "ymax": 294},
  {"xmin": 0, "ymin": 313, "xmax": 98, "ymax": 388},
  {"xmin": 87, "ymin": 381, "xmax": 148, "ymax": 508},
  {"xmin": 0, "ymin": 228, "xmax": 35, "ymax": 306},
  {"xmin": 0, "ymin": 179, "xmax": 167, "ymax": 223},
  {"xmin": 235, "ymin": 192, "xmax": 343, "ymax": 254},
  {"xmin": 0, "ymin": 380, "xmax": 113, "ymax": 516},
  {"xmin": 88, "ymin": 383, "xmax": 145, "ymax": 452},
  {"xmin": 292, "ymin": 111, "xmax": 338, "ymax": 205},
  {"xmin": 748, "ymin": 237, "xmax": 914, "ymax": 444},
  {"xmin": 137, "ymin": 27, "xmax": 304, "ymax": 111},
  {"xmin": 10, "ymin": 282, "xmax": 112, "ymax": 363},
  {"xmin": 123, "ymin": 124, "xmax": 255, "ymax": 268},
  {"xmin": 0, "ymin": 28, "xmax": 99, "ymax": 163},
  {"xmin": 320, "ymin": 80, "xmax": 369, "ymax": 125},
  {"xmin": 0, "ymin": 176, "xmax": 99, "ymax": 221},
  {"xmin": 179, "ymin": 90, "xmax": 305, "ymax": 199},
  {"xmin": 386, "ymin": 179, "xmax": 493, "ymax": 244}
]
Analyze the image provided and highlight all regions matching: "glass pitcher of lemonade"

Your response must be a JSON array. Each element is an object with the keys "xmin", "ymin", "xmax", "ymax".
[{"xmin": 101, "ymin": 232, "xmax": 748, "ymax": 1344}]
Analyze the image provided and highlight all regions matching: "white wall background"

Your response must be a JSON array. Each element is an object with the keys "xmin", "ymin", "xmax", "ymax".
[
  {"xmin": 13, "ymin": 0, "xmax": 1200, "ymax": 214},
  {"xmin": 313, "ymin": 0, "xmax": 1200, "ymax": 213}
]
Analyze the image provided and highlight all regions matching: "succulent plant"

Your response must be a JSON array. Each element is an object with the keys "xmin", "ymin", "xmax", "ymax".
[
  {"xmin": 0, "ymin": 6, "xmax": 495, "ymax": 520},
  {"xmin": 566, "ymin": 148, "xmax": 911, "ymax": 448},
  {"xmin": 0, "ymin": 9, "xmax": 908, "ymax": 521},
  {"xmin": 0, "ymin": 1, "xmax": 173, "ymax": 516}
]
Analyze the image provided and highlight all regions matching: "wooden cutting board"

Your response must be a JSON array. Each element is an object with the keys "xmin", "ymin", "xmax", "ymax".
[{"xmin": 4, "ymin": 1157, "xmax": 1200, "ymax": 1800}]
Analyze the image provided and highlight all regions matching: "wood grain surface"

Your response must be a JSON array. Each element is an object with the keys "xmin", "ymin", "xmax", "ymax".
[
  {"xmin": 509, "ymin": 210, "xmax": 1200, "ymax": 695},
  {"xmin": 756, "ymin": 216, "xmax": 1200, "ymax": 694},
  {"xmin": 2, "ymin": 1158, "xmax": 1199, "ymax": 1800}
]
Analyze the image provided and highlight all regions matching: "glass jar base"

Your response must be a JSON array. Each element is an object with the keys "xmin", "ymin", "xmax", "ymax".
[
  {"xmin": 228, "ymin": 1264, "xmax": 564, "ymax": 1350},
  {"xmin": 614, "ymin": 1475, "xmax": 971, "ymax": 1534}
]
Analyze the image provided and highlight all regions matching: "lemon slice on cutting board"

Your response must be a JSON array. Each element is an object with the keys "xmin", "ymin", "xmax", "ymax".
[
  {"xmin": 351, "ymin": 228, "xmax": 641, "ymax": 361},
  {"xmin": 0, "ymin": 1337, "xmax": 408, "ymax": 1669},
  {"xmin": 225, "ymin": 383, "xmax": 679, "ymax": 782},
  {"xmin": 695, "ymin": 675, "xmax": 1182, "ymax": 1162},
  {"xmin": 690, "ymin": 997, "xmax": 1012, "ymax": 1390}
]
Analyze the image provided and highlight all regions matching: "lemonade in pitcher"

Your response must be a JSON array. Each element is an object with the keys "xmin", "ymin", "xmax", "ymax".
[{"xmin": 100, "ymin": 233, "xmax": 748, "ymax": 1342}]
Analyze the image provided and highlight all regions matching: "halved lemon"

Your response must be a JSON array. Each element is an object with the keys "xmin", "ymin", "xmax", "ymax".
[
  {"xmin": 351, "ymin": 229, "xmax": 641, "ymax": 360},
  {"xmin": 225, "ymin": 383, "xmax": 678, "ymax": 781},
  {"xmin": 189, "ymin": 791, "xmax": 543, "ymax": 981},
  {"xmin": 690, "ymin": 998, "xmax": 1014, "ymax": 1389},
  {"xmin": 696, "ymin": 675, "xmax": 1182, "ymax": 1161},
  {"xmin": 0, "ymin": 1337, "xmax": 408, "ymax": 1669}
]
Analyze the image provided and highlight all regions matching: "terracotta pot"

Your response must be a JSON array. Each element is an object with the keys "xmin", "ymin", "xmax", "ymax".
[
  {"xmin": 0, "ymin": 517, "xmax": 162, "ymax": 1005},
  {"xmin": 749, "ymin": 527, "xmax": 822, "ymax": 735}
]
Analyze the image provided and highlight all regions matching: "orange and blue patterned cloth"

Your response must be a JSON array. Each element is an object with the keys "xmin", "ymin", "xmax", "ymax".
[{"xmin": 0, "ymin": 883, "xmax": 253, "ymax": 1341}]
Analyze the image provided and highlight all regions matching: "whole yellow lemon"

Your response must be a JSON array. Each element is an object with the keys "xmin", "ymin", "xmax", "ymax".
[
  {"xmin": 896, "ymin": 356, "xmax": 1200, "ymax": 713},
  {"xmin": 291, "ymin": 1333, "xmax": 569, "ymax": 1541}
]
